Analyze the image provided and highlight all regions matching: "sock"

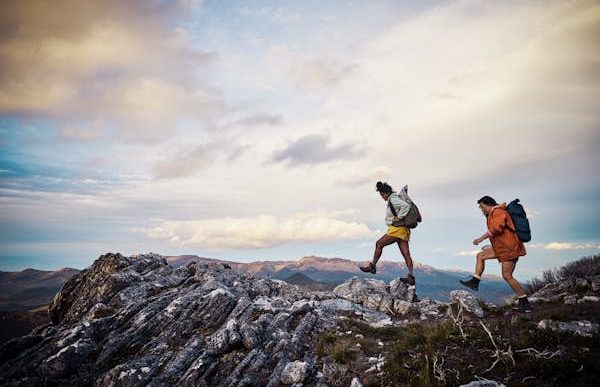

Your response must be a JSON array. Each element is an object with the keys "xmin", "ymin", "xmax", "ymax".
[
  {"xmin": 518, "ymin": 294, "xmax": 528, "ymax": 299},
  {"xmin": 473, "ymin": 274, "xmax": 481, "ymax": 280},
  {"xmin": 408, "ymin": 267, "xmax": 414, "ymax": 276}
]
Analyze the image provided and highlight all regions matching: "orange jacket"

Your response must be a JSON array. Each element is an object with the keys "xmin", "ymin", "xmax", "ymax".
[{"xmin": 486, "ymin": 204, "xmax": 526, "ymax": 262}]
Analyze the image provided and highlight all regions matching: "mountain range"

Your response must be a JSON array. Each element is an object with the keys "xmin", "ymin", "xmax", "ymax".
[
  {"xmin": 165, "ymin": 255, "xmax": 511, "ymax": 304},
  {"xmin": 0, "ymin": 255, "xmax": 512, "ymax": 312}
]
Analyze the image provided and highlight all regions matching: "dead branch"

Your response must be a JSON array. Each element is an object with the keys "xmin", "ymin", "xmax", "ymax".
[
  {"xmin": 515, "ymin": 348, "xmax": 562, "ymax": 359},
  {"xmin": 432, "ymin": 355, "xmax": 446, "ymax": 383},
  {"xmin": 448, "ymin": 301, "xmax": 467, "ymax": 340},
  {"xmin": 479, "ymin": 320, "xmax": 515, "ymax": 373}
]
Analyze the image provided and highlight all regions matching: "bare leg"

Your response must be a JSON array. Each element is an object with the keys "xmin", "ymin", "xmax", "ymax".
[
  {"xmin": 475, "ymin": 248, "xmax": 497, "ymax": 277},
  {"xmin": 397, "ymin": 240, "xmax": 413, "ymax": 275},
  {"xmin": 372, "ymin": 234, "xmax": 400, "ymax": 265},
  {"xmin": 502, "ymin": 260, "xmax": 526, "ymax": 297}
]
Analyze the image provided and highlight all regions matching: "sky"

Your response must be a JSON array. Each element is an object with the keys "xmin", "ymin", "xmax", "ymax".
[{"xmin": 0, "ymin": 0, "xmax": 599, "ymax": 280}]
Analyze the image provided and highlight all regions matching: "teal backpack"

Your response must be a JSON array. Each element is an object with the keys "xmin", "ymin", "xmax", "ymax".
[{"xmin": 506, "ymin": 199, "xmax": 531, "ymax": 242}]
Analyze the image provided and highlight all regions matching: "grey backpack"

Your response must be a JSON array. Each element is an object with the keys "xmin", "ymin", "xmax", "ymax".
[{"xmin": 389, "ymin": 185, "xmax": 422, "ymax": 229}]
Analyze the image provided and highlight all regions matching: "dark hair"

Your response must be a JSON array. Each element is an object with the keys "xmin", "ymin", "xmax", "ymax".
[
  {"xmin": 477, "ymin": 196, "xmax": 497, "ymax": 206},
  {"xmin": 376, "ymin": 181, "xmax": 393, "ymax": 194}
]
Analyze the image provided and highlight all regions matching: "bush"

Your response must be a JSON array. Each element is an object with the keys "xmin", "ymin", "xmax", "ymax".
[
  {"xmin": 558, "ymin": 255, "xmax": 600, "ymax": 278},
  {"xmin": 526, "ymin": 255, "xmax": 599, "ymax": 294}
]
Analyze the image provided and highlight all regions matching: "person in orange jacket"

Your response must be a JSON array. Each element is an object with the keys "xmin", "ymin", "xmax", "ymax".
[{"xmin": 460, "ymin": 196, "xmax": 532, "ymax": 312}]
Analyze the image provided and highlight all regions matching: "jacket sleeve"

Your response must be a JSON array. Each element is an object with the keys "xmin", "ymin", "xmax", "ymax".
[{"xmin": 487, "ymin": 209, "xmax": 507, "ymax": 236}]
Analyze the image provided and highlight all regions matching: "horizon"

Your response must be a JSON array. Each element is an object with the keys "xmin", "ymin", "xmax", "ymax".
[{"xmin": 1, "ymin": 0, "xmax": 599, "ymax": 280}]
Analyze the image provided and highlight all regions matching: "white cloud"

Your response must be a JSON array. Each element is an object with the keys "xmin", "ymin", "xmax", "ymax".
[
  {"xmin": 293, "ymin": 58, "xmax": 358, "ymax": 92},
  {"xmin": 457, "ymin": 250, "xmax": 480, "ymax": 257},
  {"xmin": 137, "ymin": 213, "xmax": 376, "ymax": 250},
  {"xmin": 336, "ymin": 166, "xmax": 393, "ymax": 187},
  {"xmin": 533, "ymin": 242, "xmax": 600, "ymax": 251},
  {"xmin": 152, "ymin": 142, "xmax": 221, "ymax": 179},
  {"xmin": 0, "ymin": 0, "xmax": 221, "ymax": 142}
]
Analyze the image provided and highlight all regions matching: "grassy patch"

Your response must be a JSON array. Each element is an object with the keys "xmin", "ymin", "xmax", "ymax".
[{"xmin": 313, "ymin": 300, "xmax": 599, "ymax": 386}]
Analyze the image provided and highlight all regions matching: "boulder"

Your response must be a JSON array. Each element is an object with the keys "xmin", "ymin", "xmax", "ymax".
[
  {"xmin": 280, "ymin": 361, "xmax": 309, "ymax": 384},
  {"xmin": 537, "ymin": 319, "xmax": 599, "ymax": 337},
  {"xmin": 449, "ymin": 290, "xmax": 484, "ymax": 318}
]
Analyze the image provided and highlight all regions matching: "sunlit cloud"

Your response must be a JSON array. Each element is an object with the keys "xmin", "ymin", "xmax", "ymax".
[
  {"xmin": 457, "ymin": 250, "xmax": 480, "ymax": 257},
  {"xmin": 531, "ymin": 242, "xmax": 600, "ymax": 251},
  {"xmin": 135, "ymin": 213, "xmax": 376, "ymax": 250},
  {"xmin": 0, "ymin": 0, "xmax": 221, "ymax": 142}
]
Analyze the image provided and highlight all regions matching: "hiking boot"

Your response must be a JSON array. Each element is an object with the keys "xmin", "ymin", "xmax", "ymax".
[
  {"xmin": 459, "ymin": 276, "xmax": 480, "ymax": 291},
  {"xmin": 359, "ymin": 262, "xmax": 376, "ymax": 274},
  {"xmin": 399, "ymin": 273, "xmax": 416, "ymax": 286},
  {"xmin": 516, "ymin": 297, "xmax": 533, "ymax": 313}
]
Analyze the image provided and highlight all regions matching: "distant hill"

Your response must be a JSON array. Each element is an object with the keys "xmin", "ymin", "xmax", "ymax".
[
  {"xmin": 165, "ymin": 255, "xmax": 512, "ymax": 304},
  {"xmin": 0, "ymin": 268, "xmax": 80, "ymax": 311},
  {"xmin": 283, "ymin": 272, "xmax": 336, "ymax": 292}
]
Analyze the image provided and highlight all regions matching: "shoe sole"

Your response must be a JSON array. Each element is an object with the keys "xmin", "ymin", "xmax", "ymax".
[{"xmin": 459, "ymin": 281, "xmax": 478, "ymax": 291}]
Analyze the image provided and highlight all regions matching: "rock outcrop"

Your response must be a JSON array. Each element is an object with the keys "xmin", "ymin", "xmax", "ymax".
[
  {"xmin": 528, "ymin": 274, "xmax": 600, "ymax": 305},
  {"xmin": 0, "ymin": 253, "xmax": 488, "ymax": 386}
]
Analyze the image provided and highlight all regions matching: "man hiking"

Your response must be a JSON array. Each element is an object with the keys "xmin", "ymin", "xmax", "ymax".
[
  {"xmin": 460, "ymin": 196, "xmax": 532, "ymax": 312},
  {"xmin": 359, "ymin": 181, "xmax": 417, "ymax": 286}
]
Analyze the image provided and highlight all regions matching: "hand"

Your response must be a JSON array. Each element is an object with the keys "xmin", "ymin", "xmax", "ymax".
[
  {"xmin": 473, "ymin": 238, "xmax": 481, "ymax": 246},
  {"xmin": 392, "ymin": 216, "xmax": 400, "ymax": 222}
]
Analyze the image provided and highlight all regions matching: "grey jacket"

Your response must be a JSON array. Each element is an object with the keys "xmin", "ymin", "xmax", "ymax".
[{"xmin": 385, "ymin": 191, "xmax": 410, "ymax": 225}]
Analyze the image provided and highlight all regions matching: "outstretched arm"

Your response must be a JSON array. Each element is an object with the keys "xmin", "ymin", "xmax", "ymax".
[{"xmin": 473, "ymin": 232, "xmax": 490, "ymax": 246}]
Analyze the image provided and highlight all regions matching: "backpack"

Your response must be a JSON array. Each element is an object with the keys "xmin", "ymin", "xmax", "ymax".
[
  {"xmin": 389, "ymin": 186, "xmax": 422, "ymax": 229},
  {"xmin": 506, "ymin": 198, "xmax": 531, "ymax": 242}
]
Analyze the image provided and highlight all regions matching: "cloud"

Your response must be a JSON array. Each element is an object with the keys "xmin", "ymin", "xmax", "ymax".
[
  {"xmin": 293, "ymin": 59, "xmax": 358, "ymax": 92},
  {"xmin": 136, "ymin": 213, "xmax": 375, "ymax": 250},
  {"xmin": 224, "ymin": 113, "xmax": 283, "ymax": 129},
  {"xmin": 336, "ymin": 166, "xmax": 393, "ymax": 187},
  {"xmin": 531, "ymin": 242, "xmax": 600, "ymax": 251},
  {"xmin": 271, "ymin": 134, "xmax": 365, "ymax": 166},
  {"xmin": 0, "ymin": 0, "xmax": 221, "ymax": 142},
  {"xmin": 457, "ymin": 250, "xmax": 480, "ymax": 257},
  {"xmin": 152, "ymin": 142, "xmax": 220, "ymax": 180}
]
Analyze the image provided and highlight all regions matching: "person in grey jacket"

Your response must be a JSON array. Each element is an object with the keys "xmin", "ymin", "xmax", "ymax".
[{"xmin": 360, "ymin": 181, "xmax": 416, "ymax": 285}]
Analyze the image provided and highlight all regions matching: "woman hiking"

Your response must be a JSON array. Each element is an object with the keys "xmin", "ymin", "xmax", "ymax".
[
  {"xmin": 359, "ymin": 181, "xmax": 416, "ymax": 286},
  {"xmin": 460, "ymin": 195, "xmax": 532, "ymax": 312}
]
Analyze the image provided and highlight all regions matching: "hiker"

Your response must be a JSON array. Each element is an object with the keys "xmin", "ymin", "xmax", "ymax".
[
  {"xmin": 359, "ymin": 181, "xmax": 416, "ymax": 285},
  {"xmin": 460, "ymin": 196, "xmax": 532, "ymax": 312}
]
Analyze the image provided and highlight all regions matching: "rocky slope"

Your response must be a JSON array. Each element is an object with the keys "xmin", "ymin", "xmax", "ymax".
[
  {"xmin": 0, "ymin": 253, "xmax": 483, "ymax": 387},
  {"xmin": 166, "ymin": 255, "xmax": 512, "ymax": 304},
  {"xmin": 1, "ymin": 253, "xmax": 597, "ymax": 387}
]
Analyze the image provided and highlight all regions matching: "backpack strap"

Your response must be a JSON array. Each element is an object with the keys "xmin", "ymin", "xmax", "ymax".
[{"xmin": 388, "ymin": 199, "xmax": 398, "ymax": 217}]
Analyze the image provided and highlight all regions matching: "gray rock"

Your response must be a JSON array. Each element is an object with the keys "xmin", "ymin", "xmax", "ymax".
[
  {"xmin": 575, "ymin": 278, "xmax": 590, "ymax": 290},
  {"xmin": 350, "ymin": 377, "xmax": 364, "ymax": 387},
  {"xmin": 460, "ymin": 381, "xmax": 506, "ymax": 387},
  {"xmin": 333, "ymin": 276, "xmax": 415, "ymax": 314},
  {"xmin": 0, "ymin": 252, "xmax": 489, "ymax": 387},
  {"xmin": 280, "ymin": 361, "xmax": 309, "ymax": 384},
  {"xmin": 449, "ymin": 290, "xmax": 484, "ymax": 318},
  {"xmin": 538, "ymin": 319, "xmax": 599, "ymax": 337},
  {"xmin": 577, "ymin": 295, "xmax": 600, "ymax": 303}
]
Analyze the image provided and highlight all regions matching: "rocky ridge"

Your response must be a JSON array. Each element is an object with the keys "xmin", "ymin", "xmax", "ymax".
[{"xmin": 0, "ymin": 253, "xmax": 485, "ymax": 387}]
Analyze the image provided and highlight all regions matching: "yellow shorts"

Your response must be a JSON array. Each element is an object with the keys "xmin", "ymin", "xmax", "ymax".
[{"xmin": 386, "ymin": 225, "xmax": 411, "ymax": 241}]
